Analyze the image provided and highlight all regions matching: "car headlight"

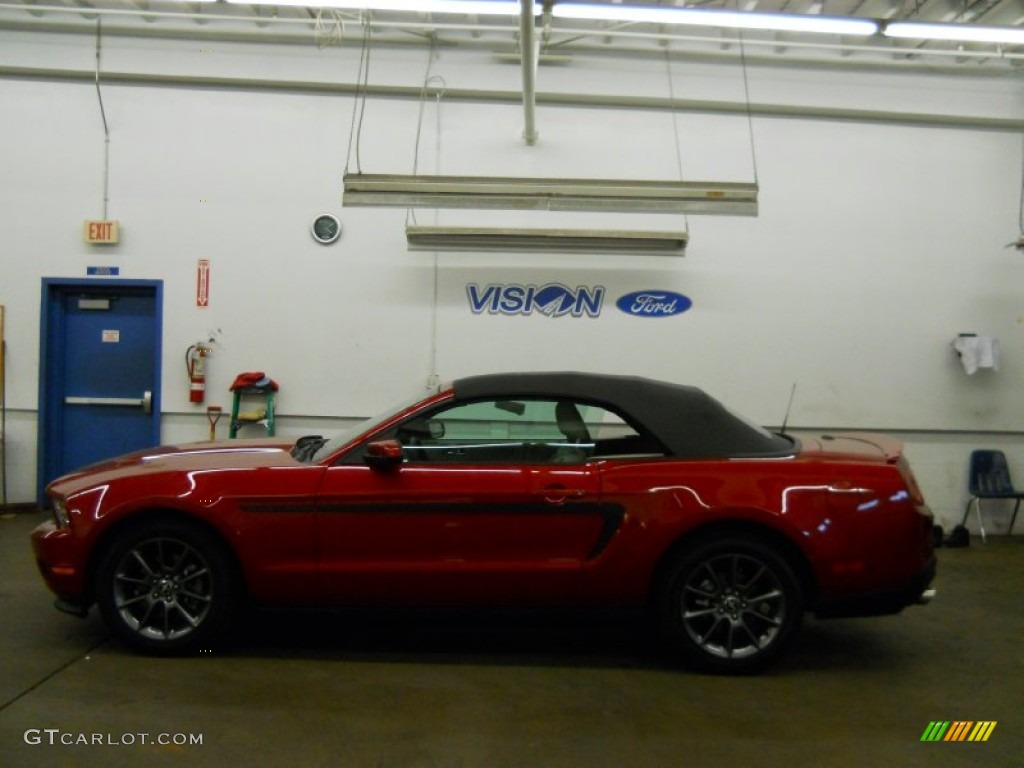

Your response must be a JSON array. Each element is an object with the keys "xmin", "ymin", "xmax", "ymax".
[{"xmin": 51, "ymin": 498, "xmax": 70, "ymax": 529}]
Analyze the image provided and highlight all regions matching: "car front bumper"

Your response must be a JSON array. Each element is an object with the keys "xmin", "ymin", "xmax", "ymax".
[{"xmin": 31, "ymin": 519, "xmax": 91, "ymax": 610}]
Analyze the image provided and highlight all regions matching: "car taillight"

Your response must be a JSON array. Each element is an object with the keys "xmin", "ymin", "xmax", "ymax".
[{"xmin": 897, "ymin": 458, "xmax": 926, "ymax": 506}]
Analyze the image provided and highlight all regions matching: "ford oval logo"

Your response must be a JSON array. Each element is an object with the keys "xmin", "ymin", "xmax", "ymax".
[{"xmin": 616, "ymin": 290, "xmax": 692, "ymax": 318}]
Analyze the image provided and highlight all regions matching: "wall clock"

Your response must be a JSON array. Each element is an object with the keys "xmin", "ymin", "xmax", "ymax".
[{"xmin": 311, "ymin": 214, "xmax": 342, "ymax": 244}]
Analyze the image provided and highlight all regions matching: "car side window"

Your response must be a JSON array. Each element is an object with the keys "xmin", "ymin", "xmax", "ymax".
[{"xmin": 386, "ymin": 398, "xmax": 659, "ymax": 465}]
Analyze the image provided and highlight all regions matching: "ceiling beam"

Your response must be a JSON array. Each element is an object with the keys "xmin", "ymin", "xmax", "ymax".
[
  {"xmin": 343, "ymin": 173, "xmax": 759, "ymax": 215},
  {"xmin": 406, "ymin": 225, "xmax": 690, "ymax": 252}
]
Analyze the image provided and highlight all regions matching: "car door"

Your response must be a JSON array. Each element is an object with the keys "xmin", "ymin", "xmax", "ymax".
[{"xmin": 314, "ymin": 397, "xmax": 607, "ymax": 604}]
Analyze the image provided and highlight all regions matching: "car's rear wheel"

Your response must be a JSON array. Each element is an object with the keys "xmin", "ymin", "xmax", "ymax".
[
  {"xmin": 95, "ymin": 518, "xmax": 237, "ymax": 654},
  {"xmin": 658, "ymin": 535, "xmax": 803, "ymax": 673}
]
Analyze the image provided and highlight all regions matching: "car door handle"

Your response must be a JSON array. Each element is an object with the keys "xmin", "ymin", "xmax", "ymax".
[
  {"xmin": 66, "ymin": 391, "xmax": 152, "ymax": 414},
  {"xmin": 537, "ymin": 485, "xmax": 586, "ymax": 504}
]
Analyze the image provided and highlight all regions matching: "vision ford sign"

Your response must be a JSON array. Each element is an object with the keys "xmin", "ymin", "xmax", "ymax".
[
  {"xmin": 615, "ymin": 290, "xmax": 692, "ymax": 318},
  {"xmin": 467, "ymin": 283, "xmax": 605, "ymax": 318},
  {"xmin": 465, "ymin": 283, "xmax": 692, "ymax": 319}
]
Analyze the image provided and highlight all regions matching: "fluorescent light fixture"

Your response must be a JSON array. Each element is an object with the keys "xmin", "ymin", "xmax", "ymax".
[
  {"xmin": 344, "ymin": 174, "xmax": 758, "ymax": 215},
  {"xmin": 406, "ymin": 225, "xmax": 689, "ymax": 252},
  {"xmin": 224, "ymin": 0, "xmax": 522, "ymax": 14},
  {"xmin": 552, "ymin": 2, "xmax": 879, "ymax": 37},
  {"xmin": 883, "ymin": 21, "xmax": 1024, "ymax": 45}
]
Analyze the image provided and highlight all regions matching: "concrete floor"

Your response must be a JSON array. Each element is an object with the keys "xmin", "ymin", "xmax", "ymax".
[{"xmin": 0, "ymin": 510, "xmax": 1021, "ymax": 768}]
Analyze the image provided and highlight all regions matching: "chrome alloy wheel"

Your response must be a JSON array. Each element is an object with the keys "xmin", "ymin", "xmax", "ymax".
[
  {"xmin": 111, "ymin": 537, "xmax": 214, "ymax": 642},
  {"xmin": 680, "ymin": 553, "xmax": 787, "ymax": 660}
]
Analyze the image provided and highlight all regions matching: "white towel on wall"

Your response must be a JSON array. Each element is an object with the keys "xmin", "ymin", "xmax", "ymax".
[{"xmin": 953, "ymin": 335, "xmax": 1000, "ymax": 375}]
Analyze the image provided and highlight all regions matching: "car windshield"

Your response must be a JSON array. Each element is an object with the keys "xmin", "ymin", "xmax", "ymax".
[{"xmin": 303, "ymin": 390, "xmax": 439, "ymax": 464}]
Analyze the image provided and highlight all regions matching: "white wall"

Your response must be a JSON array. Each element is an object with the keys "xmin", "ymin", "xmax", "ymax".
[{"xmin": 1, "ymin": 27, "xmax": 1023, "ymax": 534}]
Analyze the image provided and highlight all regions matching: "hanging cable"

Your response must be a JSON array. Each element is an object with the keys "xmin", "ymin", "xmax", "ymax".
[
  {"xmin": 427, "ymin": 240, "xmax": 441, "ymax": 389},
  {"xmin": 314, "ymin": 9, "xmax": 345, "ymax": 50},
  {"xmin": 353, "ymin": 22, "xmax": 372, "ymax": 173},
  {"xmin": 405, "ymin": 40, "xmax": 447, "ymax": 389},
  {"xmin": 1018, "ymin": 131, "xmax": 1024, "ymax": 234},
  {"xmin": 664, "ymin": 48, "xmax": 690, "ymax": 234},
  {"xmin": 411, "ymin": 38, "xmax": 442, "ymax": 178},
  {"xmin": 343, "ymin": 16, "xmax": 373, "ymax": 176},
  {"xmin": 736, "ymin": 27, "xmax": 760, "ymax": 187},
  {"xmin": 408, "ymin": 38, "xmax": 446, "ymax": 227},
  {"xmin": 94, "ymin": 20, "xmax": 111, "ymax": 219},
  {"xmin": 426, "ymin": 76, "xmax": 446, "ymax": 389}
]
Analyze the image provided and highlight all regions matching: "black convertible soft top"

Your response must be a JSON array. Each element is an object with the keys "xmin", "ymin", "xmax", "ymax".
[{"xmin": 453, "ymin": 371, "xmax": 794, "ymax": 459}]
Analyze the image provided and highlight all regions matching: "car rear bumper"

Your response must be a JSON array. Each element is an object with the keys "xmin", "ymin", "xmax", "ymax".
[{"xmin": 813, "ymin": 555, "xmax": 937, "ymax": 619}]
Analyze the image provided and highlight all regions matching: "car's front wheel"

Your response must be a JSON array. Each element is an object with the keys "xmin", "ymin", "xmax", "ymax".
[
  {"xmin": 95, "ymin": 518, "xmax": 238, "ymax": 654},
  {"xmin": 658, "ymin": 535, "xmax": 803, "ymax": 673}
]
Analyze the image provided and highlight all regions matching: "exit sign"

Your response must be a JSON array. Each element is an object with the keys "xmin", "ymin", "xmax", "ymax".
[{"xmin": 83, "ymin": 220, "xmax": 120, "ymax": 244}]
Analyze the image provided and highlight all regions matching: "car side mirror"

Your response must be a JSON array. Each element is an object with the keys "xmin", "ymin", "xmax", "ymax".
[{"xmin": 364, "ymin": 439, "xmax": 404, "ymax": 471}]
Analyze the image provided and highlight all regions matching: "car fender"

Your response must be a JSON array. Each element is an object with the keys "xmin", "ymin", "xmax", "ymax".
[{"xmin": 646, "ymin": 510, "xmax": 820, "ymax": 607}]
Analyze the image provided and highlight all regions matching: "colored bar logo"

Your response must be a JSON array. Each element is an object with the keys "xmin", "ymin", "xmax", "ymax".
[{"xmin": 921, "ymin": 721, "xmax": 997, "ymax": 742}]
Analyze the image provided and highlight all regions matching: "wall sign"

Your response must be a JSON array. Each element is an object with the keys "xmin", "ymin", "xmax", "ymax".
[
  {"xmin": 196, "ymin": 259, "xmax": 210, "ymax": 308},
  {"xmin": 466, "ymin": 283, "xmax": 692, "ymax": 319},
  {"xmin": 616, "ymin": 290, "xmax": 692, "ymax": 318},
  {"xmin": 467, "ymin": 283, "xmax": 605, "ymax": 318},
  {"xmin": 83, "ymin": 220, "xmax": 120, "ymax": 244}
]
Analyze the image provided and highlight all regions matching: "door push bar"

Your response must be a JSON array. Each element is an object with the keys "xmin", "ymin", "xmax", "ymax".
[{"xmin": 65, "ymin": 391, "xmax": 152, "ymax": 414}]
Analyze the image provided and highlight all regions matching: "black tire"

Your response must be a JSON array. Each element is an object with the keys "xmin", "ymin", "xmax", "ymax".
[
  {"xmin": 94, "ymin": 518, "xmax": 238, "ymax": 655},
  {"xmin": 658, "ymin": 535, "xmax": 803, "ymax": 673}
]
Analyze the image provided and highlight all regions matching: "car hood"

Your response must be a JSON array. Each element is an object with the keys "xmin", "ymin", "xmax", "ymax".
[{"xmin": 46, "ymin": 438, "xmax": 298, "ymax": 496}]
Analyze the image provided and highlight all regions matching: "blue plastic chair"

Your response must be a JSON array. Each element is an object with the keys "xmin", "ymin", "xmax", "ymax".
[{"xmin": 963, "ymin": 450, "xmax": 1024, "ymax": 542}]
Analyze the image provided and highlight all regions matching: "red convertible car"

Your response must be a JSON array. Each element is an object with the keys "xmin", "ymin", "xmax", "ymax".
[{"xmin": 32, "ymin": 372, "xmax": 935, "ymax": 672}]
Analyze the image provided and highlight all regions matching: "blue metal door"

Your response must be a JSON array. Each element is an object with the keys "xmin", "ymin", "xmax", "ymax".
[{"xmin": 38, "ymin": 279, "xmax": 162, "ymax": 500}]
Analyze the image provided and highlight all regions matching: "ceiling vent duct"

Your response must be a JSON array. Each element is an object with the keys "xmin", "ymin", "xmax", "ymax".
[
  {"xmin": 343, "ymin": 174, "xmax": 758, "ymax": 216},
  {"xmin": 405, "ymin": 225, "xmax": 689, "ymax": 253}
]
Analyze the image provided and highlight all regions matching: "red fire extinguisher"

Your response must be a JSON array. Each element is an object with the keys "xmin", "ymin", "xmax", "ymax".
[{"xmin": 186, "ymin": 343, "xmax": 210, "ymax": 404}]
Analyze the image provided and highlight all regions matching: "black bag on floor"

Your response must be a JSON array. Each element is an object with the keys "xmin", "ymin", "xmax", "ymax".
[{"xmin": 944, "ymin": 524, "xmax": 970, "ymax": 548}]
